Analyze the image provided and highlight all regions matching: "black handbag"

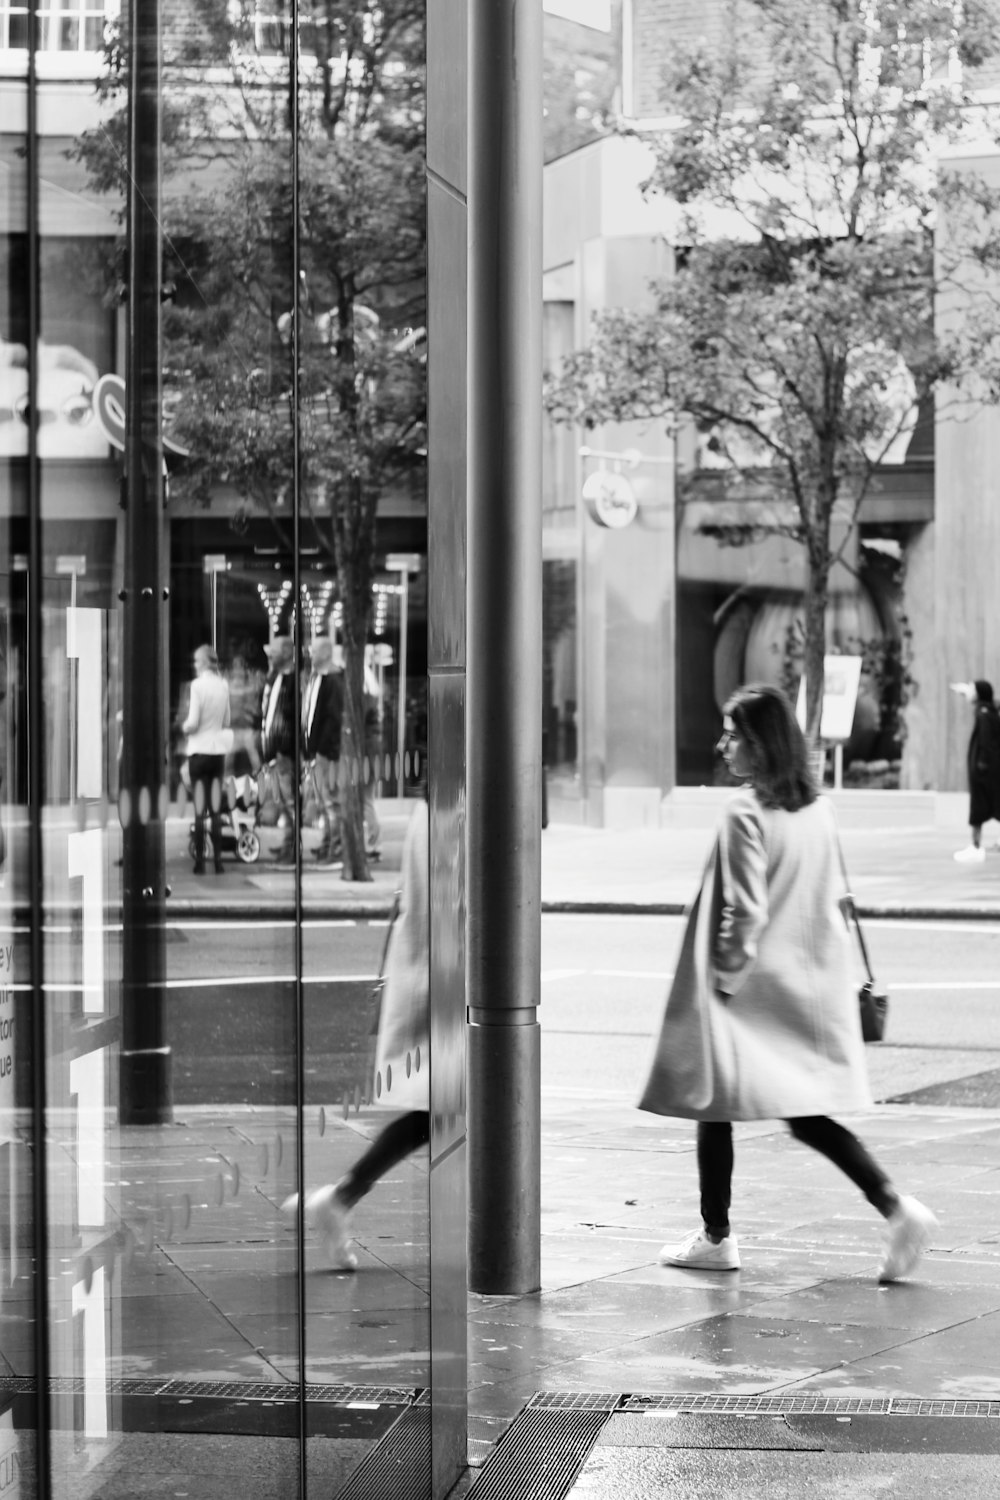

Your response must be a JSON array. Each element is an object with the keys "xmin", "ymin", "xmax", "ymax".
[{"xmin": 836, "ymin": 838, "xmax": 888, "ymax": 1043}]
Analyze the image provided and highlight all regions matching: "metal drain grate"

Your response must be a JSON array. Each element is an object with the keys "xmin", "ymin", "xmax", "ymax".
[
  {"xmin": 335, "ymin": 1403, "xmax": 431, "ymax": 1500},
  {"xmin": 530, "ymin": 1392, "xmax": 625, "ymax": 1412},
  {"xmin": 469, "ymin": 1413, "xmax": 516, "ymax": 1468},
  {"xmin": 0, "ymin": 1376, "xmax": 415, "ymax": 1406},
  {"xmin": 470, "ymin": 1405, "xmax": 612, "ymax": 1500},
  {"xmin": 624, "ymin": 1393, "xmax": 1000, "ymax": 1419}
]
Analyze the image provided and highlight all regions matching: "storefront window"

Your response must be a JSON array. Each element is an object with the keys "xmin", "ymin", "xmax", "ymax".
[{"xmin": 1, "ymin": 1, "xmax": 431, "ymax": 1494}]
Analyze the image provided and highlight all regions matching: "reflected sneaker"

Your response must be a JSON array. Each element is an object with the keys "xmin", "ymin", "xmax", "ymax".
[
  {"xmin": 879, "ymin": 1196, "xmax": 938, "ymax": 1283},
  {"xmin": 954, "ymin": 845, "xmax": 986, "ymax": 864},
  {"xmin": 659, "ymin": 1227, "xmax": 740, "ymax": 1271},
  {"xmin": 281, "ymin": 1184, "xmax": 358, "ymax": 1271}
]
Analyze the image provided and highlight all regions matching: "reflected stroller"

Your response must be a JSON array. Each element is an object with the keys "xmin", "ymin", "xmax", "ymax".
[{"xmin": 187, "ymin": 773, "xmax": 261, "ymax": 865}]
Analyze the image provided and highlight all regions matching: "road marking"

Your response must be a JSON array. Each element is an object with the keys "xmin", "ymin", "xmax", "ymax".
[
  {"xmin": 542, "ymin": 968, "xmax": 673, "ymax": 982},
  {"xmin": 11, "ymin": 974, "xmax": 378, "ymax": 994},
  {"xmin": 592, "ymin": 968, "xmax": 673, "ymax": 981},
  {"xmin": 890, "ymin": 981, "xmax": 1000, "ymax": 991},
  {"xmin": 870, "ymin": 919, "xmax": 1000, "ymax": 935}
]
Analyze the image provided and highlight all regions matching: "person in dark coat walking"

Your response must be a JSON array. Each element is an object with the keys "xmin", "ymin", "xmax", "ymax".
[
  {"xmin": 302, "ymin": 636, "xmax": 344, "ymax": 863},
  {"xmin": 260, "ymin": 635, "xmax": 298, "ymax": 862},
  {"xmin": 953, "ymin": 679, "xmax": 1000, "ymax": 864}
]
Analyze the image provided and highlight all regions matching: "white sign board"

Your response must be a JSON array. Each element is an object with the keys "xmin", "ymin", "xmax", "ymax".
[{"xmin": 796, "ymin": 655, "xmax": 863, "ymax": 742}]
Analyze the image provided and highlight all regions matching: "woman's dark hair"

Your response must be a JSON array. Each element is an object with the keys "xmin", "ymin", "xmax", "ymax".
[
  {"xmin": 724, "ymin": 683, "xmax": 818, "ymax": 812},
  {"xmin": 975, "ymin": 679, "xmax": 994, "ymax": 705}
]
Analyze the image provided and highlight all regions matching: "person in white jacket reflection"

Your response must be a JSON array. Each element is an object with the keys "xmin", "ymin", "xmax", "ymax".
[
  {"xmin": 182, "ymin": 645, "xmax": 232, "ymax": 875},
  {"xmin": 283, "ymin": 799, "xmax": 429, "ymax": 1268},
  {"xmin": 640, "ymin": 685, "xmax": 937, "ymax": 1283}
]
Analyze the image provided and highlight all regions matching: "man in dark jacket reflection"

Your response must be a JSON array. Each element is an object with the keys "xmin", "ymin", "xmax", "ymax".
[
  {"xmin": 302, "ymin": 635, "xmax": 344, "ymax": 864},
  {"xmin": 261, "ymin": 635, "xmax": 298, "ymax": 864}
]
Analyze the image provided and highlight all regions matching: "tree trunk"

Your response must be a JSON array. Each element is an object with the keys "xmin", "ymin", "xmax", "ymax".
[
  {"xmin": 802, "ymin": 548, "xmax": 828, "ymax": 750},
  {"xmin": 339, "ymin": 603, "xmax": 370, "ymax": 882}
]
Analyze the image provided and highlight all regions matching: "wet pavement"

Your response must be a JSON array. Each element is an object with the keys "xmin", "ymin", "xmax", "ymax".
[
  {"xmin": 29, "ymin": 1082, "xmax": 1000, "ymax": 1494},
  {"xmin": 5, "ymin": 792, "xmax": 1000, "ymax": 1493}
]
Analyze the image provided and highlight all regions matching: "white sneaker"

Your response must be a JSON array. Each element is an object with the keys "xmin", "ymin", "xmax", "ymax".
[
  {"xmin": 954, "ymin": 845, "xmax": 986, "ymax": 864},
  {"xmin": 281, "ymin": 1183, "xmax": 358, "ymax": 1271},
  {"xmin": 659, "ymin": 1227, "xmax": 740, "ymax": 1271},
  {"xmin": 879, "ymin": 1196, "xmax": 938, "ymax": 1283}
]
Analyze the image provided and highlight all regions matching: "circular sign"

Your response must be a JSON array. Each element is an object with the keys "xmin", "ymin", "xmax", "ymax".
[
  {"xmin": 582, "ymin": 469, "xmax": 638, "ymax": 529},
  {"xmin": 94, "ymin": 373, "xmax": 126, "ymax": 451},
  {"xmin": 94, "ymin": 373, "xmax": 190, "ymax": 456}
]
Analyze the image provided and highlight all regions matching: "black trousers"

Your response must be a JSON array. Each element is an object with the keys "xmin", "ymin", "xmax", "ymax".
[
  {"xmin": 697, "ymin": 1117, "xmax": 898, "ymax": 1239},
  {"xmin": 189, "ymin": 753, "xmax": 226, "ymax": 869},
  {"xmin": 339, "ymin": 1111, "xmax": 430, "ymax": 1210}
]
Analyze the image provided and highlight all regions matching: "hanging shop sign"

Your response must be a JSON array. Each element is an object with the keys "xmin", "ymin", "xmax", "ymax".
[{"xmin": 582, "ymin": 470, "xmax": 638, "ymax": 529}]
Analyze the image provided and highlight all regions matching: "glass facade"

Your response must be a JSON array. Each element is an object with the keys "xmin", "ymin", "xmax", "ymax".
[{"xmin": 0, "ymin": 1, "xmax": 462, "ymax": 1494}]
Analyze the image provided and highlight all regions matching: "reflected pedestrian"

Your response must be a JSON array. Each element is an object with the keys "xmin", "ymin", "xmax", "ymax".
[
  {"xmin": 261, "ymin": 635, "xmax": 298, "ymax": 864},
  {"xmin": 362, "ymin": 651, "xmax": 383, "ymax": 859},
  {"xmin": 182, "ymin": 644, "xmax": 231, "ymax": 875},
  {"xmin": 226, "ymin": 641, "xmax": 264, "ymax": 775},
  {"xmin": 283, "ymin": 799, "xmax": 429, "ymax": 1269},
  {"xmin": 640, "ymin": 684, "xmax": 937, "ymax": 1282},
  {"xmin": 952, "ymin": 679, "xmax": 1000, "ymax": 864},
  {"xmin": 302, "ymin": 636, "xmax": 343, "ymax": 864}
]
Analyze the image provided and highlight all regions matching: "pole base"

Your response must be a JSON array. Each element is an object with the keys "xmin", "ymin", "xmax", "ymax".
[
  {"xmin": 468, "ymin": 1018, "xmax": 541, "ymax": 1293},
  {"xmin": 120, "ymin": 1046, "xmax": 173, "ymax": 1125}
]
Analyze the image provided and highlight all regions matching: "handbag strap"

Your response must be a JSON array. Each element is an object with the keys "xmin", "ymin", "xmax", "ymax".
[{"xmin": 835, "ymin": 833, "xmax": 875, "ymax": 985}]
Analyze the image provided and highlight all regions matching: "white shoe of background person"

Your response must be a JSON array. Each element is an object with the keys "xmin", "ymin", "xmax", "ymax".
[
  {"xmin": 879, "ymin": 1196, "xmax": 939, "ymax": 1283},
  {"xmin": 281, "ymin": 1183, "xmax": 358, "ymax": 1271},
  {"xmin": 953, "ymin": 845, "xmax": 986, "ymax": 864},
  {"xmin": 659, "ymin": 1226, "xmax": 741, "ymax": 1271}
]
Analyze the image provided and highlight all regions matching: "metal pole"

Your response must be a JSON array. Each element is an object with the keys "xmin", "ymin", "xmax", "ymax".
[
  {"xmin": 120, "ymin": 0, "xmax": 171, "ymax": 1124},
  {"xmin": 397, "ymin": 568, "xmax": 408, "ymax": 796},
  {"xmin": 467, "ymin": 0, "xmax": 543, "ymax": 1294},
  {"xmin": 289, "ymin": 6, "xmax": 307, "ymax": 1485},
  {"xmin": 26, "ymin": 1, "xmax": 54, "ymax": 1485}
]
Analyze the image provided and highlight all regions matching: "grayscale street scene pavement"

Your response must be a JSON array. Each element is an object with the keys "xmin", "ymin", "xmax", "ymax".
[{"xmin": 7, "ymin": 795, "xmax": 999, "ymax": 1494}]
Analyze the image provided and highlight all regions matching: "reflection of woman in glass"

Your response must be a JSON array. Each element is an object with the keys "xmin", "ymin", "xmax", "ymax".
[
  {"xmin": 183, "ymin": 645, "xmax": 231, "ymax": 875},
  {"xmin": 284, "ymin": 800, "xmax": 428, "ymax": 1268},
  {"xmin": 226, "ymin": 639, "xmax": 264, "ymax": 775}
]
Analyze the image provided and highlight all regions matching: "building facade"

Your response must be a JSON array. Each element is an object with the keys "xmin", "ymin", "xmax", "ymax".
[{"xmin": 543, "ymin": 0, "xmax": 1000, "ymax": 825}]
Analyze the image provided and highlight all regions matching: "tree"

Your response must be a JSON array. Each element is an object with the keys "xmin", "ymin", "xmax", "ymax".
[
  {"xmin": 544, "ymin": 0, "xmax": 1000, "ymax": 739},
  {"xmin": 75, "ymin": 0, "xmax": 426, "ymax": 880}
]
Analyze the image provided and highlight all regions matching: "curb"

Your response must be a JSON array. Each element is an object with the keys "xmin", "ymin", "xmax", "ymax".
[
  {"xmin": 540, "ymin": 900, "xmax": 1000, "ymax": 920},
  {"xmin": 165, "ymin": 899, "xmax": 398, "ymax": 919}
]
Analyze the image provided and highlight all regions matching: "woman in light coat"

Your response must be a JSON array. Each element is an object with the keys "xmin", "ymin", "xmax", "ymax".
[
  {"xmin": 641, "ymin": 685, "xmax": 936, "ymax": 1282},
  {"xmin": 283, "ymin": 800, "xmax": 428, "ymax": 1268},
  {"xmin": 182, "ymin": 644, "xmax": 232, "ymax": 874}
]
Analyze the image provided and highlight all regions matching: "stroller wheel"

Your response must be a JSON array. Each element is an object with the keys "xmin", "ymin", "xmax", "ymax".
[
  {"xmin": 237, "ymin": 829, "xmax": 261, "ymax": 864},
  {"xmin": 188, "ymin": 834, "xmax": 197, "ymax": 862}
]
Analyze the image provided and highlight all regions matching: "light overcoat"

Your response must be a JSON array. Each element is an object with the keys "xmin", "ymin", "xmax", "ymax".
[
  {"xmin": 373, "ymin": 800, "xmax": 429, "ymax": 1111},
  {"xmin": 639, "ymin": 788, "xmax": 872, "ymax": 1122}
]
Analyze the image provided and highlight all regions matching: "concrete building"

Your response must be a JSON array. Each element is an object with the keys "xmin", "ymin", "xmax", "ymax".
[{"xmin": 543, "ymin": 0, "xmax": 1000, "ymax": 825}]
